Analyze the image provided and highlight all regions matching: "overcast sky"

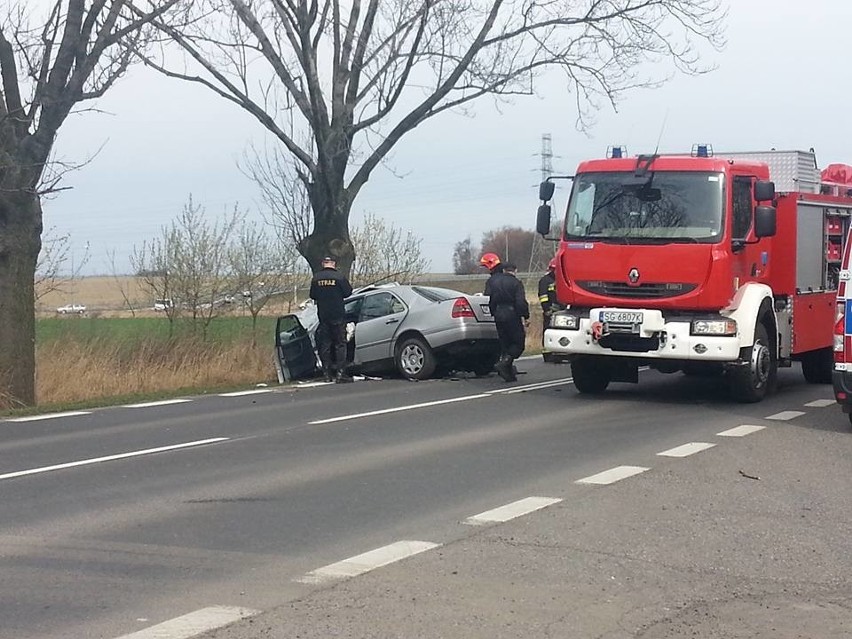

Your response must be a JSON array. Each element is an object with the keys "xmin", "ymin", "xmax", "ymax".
[{"xmin": 45, "ymin": 0, "xmax": 850, "ymax": 275}]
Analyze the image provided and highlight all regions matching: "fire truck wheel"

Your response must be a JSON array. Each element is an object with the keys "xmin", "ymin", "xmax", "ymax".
[
  {"xmin": 729, "ymin": 323, "xmax": 776, "ymax": 403},
  {"xmin": 571, "ymin": 356, "xmax": 611, "ymax": 394},
  {"xmin": 800, "ymin": 348, "xmax": 832, "ymax": 384}
]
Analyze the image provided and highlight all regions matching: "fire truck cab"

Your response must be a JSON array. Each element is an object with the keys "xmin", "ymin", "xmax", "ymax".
[{"xmin": 536, "ymin": 147, "xmax": 849, "ymax": 403}]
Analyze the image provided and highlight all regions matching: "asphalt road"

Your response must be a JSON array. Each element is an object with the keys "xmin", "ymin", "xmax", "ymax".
[{"xmin": 0, "ymin": 359, "xmax": 847, "ymax": 638}]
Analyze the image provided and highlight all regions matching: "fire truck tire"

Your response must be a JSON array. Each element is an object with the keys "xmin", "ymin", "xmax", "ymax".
[
  {"xmin": 571, "ymin": 356, "xmax": 611, "ymax": 394},
  {"xmin": 800, "ymin": 348, "xmax": 832, "ymax": 384},
  {"xmin": 729, "ymin": 323, "xmax": 776, "ymax": 403}
]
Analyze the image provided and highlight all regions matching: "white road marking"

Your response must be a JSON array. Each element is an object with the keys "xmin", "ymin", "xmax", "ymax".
[
  {"xmin": 804, "ymin": 399, "xmax": 836, "ymax": 408},
  {"xmin": 308, "ymin": 394, "xmax": 490, "ymax": 424},
  {"xmin": 465, "ymin": 496, "xmax": 562, "ymax": 525},
  {"xmin": 219, "ymin": 389, "xmax": 274, "ymax": 397},
  {"xmin": 0, "ymin": 437, "xmax": 229, "ymax": 481},
  {"xmin": 297, "ymin": 541, "xmax": 440, "ymax": 584},
  {"xmin": 657, "ymin": 442, "xmax": 716, "ymax": 458},
  {"xmin": 122, "ymin": 399, "xmax": 192, "ymax": 409},
  {"xmin": 113, "ymin": 605, "xmax": 259, "ymax": 639},
  {"xmin": 295, "ymin": 381, "xmax": 335, "ymax": 388},
  {"xmin": 765, "ymin": 411, "xmax": 806, "ymax": 421},
  {"xmin": 717, "ymin": 425, "xmax": 766, "ymax": 437},
  {"xmin": 7, "ymin": 410, "xmax": 91, "ymax": 422},
  {"xmin": 502, "ymin": 379, "xmax": 576, "ymax": 395},
  {"xmin": 486, "ymin": 377, "xmax": 574, "ymax": 395},
  {"xmin": 576, "ymin": 466, "xmax": 650, "ymax": 485}
]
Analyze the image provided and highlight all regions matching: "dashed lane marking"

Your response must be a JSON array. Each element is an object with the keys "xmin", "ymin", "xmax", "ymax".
[
  {"xmin": 804, "ymin": 399, "xmax": 836, "ymax": 408},
  {"xmin": 113, "ymin": 605, "xmax": 259, "ymax": 639},
  {"xmin": 308, "ymin": 394, "xmax": 490, "ymax": 424},
  {"xmin": 717, "ymin": 425, "xmax": 765, "ymax": 437},
  {"xmin": 576, "ymin": 465, "xmax": 650, "ymax": 485},
  {"xmin": 219, "ymin": 389, "xmax": 275, "ymax": 397},
  {"xmin": 122, "ymin": 399, "xmax": 193, "ymax": 409},
  {"xmin": 765, "ymin": 411, "xmax": 806, "ymax": 421},
  {"xmin": 7, "ymin": 410, "xmax": 91, "ymax": 422},
  {"xmin": 0, "ymin": 438, "xmax": 229, "ymax": 481},
  {"xmin": 297, "ymin": 541, "xmax": 440, "ymax": 584},
  {"xmin": 465, "ymin": 496, "xmax": 562, "ymax": 525},
  {"xmin": 657, "ymin": 442, "xmax": 716, "ymax": 458}
]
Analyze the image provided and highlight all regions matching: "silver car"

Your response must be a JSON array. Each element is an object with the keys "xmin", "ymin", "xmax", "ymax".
[{"xmin": 275, "ymin": 284, "xmax": 500, "ymax": 381}]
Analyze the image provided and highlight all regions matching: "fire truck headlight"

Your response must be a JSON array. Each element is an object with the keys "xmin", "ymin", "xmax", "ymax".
[
  {"xmin": 552, "ymin": 313, "xmax": 579, "ymax": 330},
  {"xmin": 691, "ymin": 319, "xmax": 737, "ymax": 336}
]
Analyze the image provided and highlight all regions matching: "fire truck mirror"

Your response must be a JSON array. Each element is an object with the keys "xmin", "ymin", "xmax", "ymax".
[
  {"xmin": 754, "ymin": 180, "xmax": 776, "ymax": 202},
  {"xmin": 536, "ymin": 204, "xmax": 552, "ymax": 236},
  {"xmin": 754, "ymin": 205, "xmax": 777, "ymax": 238},
  {"xmin": 539, "ymin": 181, "xmax": 555, "ymax": 202}
]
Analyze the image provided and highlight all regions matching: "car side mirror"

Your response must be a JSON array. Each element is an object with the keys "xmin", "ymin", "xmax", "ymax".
[
  {"xmin": 539, "ymin": 181, "xmax": 555, "ymax": 202},
  {"xmin": 536, "ymin": 204, "xmax": 552, "ymax": 236},
  {"xmin": 754, "ymin": 205, "xmax": 776, "ymax": 238},
  {"xmin": 755, "ymin": 180, "xmax": 775, "ymax": 202}
]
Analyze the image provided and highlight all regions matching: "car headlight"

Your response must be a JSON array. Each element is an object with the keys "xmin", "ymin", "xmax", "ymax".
[
  {"xmin": 551, "ymin": 313, "xmax": 579, "ymax": 330},
  {"xmin": 691, "ymin": 319, "xmax": 737, "ymax": 336}
]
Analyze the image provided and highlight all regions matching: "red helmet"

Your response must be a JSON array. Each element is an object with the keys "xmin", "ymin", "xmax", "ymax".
[
  {"xmin": 548, "ymin": 258, "xmax": 557, "ymax": 271},
  {"xmin": 479, "ymin": 252, "xmax": 501, "ymax": 270}
]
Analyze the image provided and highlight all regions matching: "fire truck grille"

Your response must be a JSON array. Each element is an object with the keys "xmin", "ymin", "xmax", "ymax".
[{"xmin": 576, "ymin": 281, "xmax": 696, "ymax": 299}]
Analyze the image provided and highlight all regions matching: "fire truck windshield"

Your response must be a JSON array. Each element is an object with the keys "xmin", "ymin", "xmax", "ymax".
[{"xmin": 564, "ymin": 171, "xmax": 724, "ymax": 243}]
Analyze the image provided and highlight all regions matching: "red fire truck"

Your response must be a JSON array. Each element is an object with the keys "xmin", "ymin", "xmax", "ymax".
[{"xmin": 536, "ymin": 147, "xmax": 851, "ymax": 402}]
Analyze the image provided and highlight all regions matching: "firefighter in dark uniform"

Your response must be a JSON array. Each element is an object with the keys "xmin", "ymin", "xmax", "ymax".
[
  {"xmin": 538, "ymin": 258, "xmax": 562, "ymax": 360},
  {"xmin": 310, "ymin": 256, "xmax": 353, "ymax": 383},
  {"xmin": 481, "ymin": 253, "xmax": 529, "ymax": 382}
]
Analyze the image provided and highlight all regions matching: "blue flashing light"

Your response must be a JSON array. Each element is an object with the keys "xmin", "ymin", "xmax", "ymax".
[
  {"xmin": 607, "ymin": 145, "xmax": 626, "ymax": 159},
  {"xmin": 692, "ymin": 143, "xmax": 714, "ymax": 158}
]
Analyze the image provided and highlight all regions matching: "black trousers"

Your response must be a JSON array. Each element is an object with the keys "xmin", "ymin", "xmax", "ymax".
[
  {"xmin": 496, "ymin": 317, "xmax": 526, "ymax": 360},
  {"xmin": 317, "ymin": 320, "xmax": 347, "ymax": 373}
]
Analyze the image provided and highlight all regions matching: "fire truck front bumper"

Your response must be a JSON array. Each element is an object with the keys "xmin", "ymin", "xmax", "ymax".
[{"xmin": 543, "ymin": 309, "xmax": 742, "ymax": 362}]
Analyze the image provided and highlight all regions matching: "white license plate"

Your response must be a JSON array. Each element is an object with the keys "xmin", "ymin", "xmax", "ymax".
[
  {"xmin": 601, "ymin": 310, "xmax": 643, "ymax": 324},
  {"xmin": 480, "ymin": 304, "xmax": 491, "ymax": 316}
]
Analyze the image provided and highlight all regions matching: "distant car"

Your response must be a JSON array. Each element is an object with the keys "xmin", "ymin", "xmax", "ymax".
[
  {"xmin": 153, "ymin": 299, "xmax": 174, "ymax": 312},
  {"xmin": 275, "ymin": 284, "xmax": 500, "ymax": 381},
  {"xmin": 56, "ymin": 304, "xmax": 86, "ymax": 315}
]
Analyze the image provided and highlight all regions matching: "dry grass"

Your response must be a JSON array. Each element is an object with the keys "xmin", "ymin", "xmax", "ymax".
[{"xmin": 35, "ymin": 336, "xmax": 275, "ymax": 406}]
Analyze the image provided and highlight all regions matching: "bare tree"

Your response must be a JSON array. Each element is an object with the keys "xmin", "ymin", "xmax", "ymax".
[
  {"xmin": 350, "ymin": 212, "xmax": 429, "ymax": 286},
  {"xmin": 452, "ymin": 236, "xmax": 479, "ymax": 275},
  {"xmin": 35, "ymin": 227, "xmax": 89, "ymax": 302},
  {"xmin": 230, "ymin": 218, "xmax": 305, "ymax": 340},
  {"xmin": 0, "ymin": 0, "xmax": 179, "ymax": 406},
  {"xmin": 131, "ymin": 197, "xmax": 240, "ymax": 336},
  {"xmin": 142, "ymin": 0, "xmax": 723, "ymax": 276}
]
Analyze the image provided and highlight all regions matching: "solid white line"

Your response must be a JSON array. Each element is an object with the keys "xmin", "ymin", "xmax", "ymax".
[
  {"xmin": 804, "ymin": 399, "xmax": 836, "ymax": 408},
  {"xmin": 576, "ymin": 465, "xmax": 650, "ymax": 485},
  {"xmin": 219, "ymin": 389, "xmax": 274, "ymax": 397},
  {"xmin": 503, "ymin": 379, "xmax": 576, "ymax": 395},
  {"xmin": 122, "ymin": 399, "xmax": 192, "ymax": 409},
  {"xmin": 465, "ymin": 496, "xmax": 562, "ymax": 525},
  {"xmin": 0, "ymin": 437, "xmax": 229, "ymax": 481},
  {"xmin": 295, "ymin": 381, "xmax": 334, "ymax": 388},
  {"xmin": 657, "ymin": 442, "xmax": 716, "ymax": 458},
  {"xmin": 765, "ymin": 411, "xmax": 805, "ymax": 421},
  {"xmin": 7, "ymin": 410, "xmax": 91, "ymax": 422},
  {"xmin": 114, "ymin": 605, "xmax": 259, "ymax": 639},
  {"xmin": 309, "ymin": 394, "xmax": 490, "ymax": 425},
  {"xmin": 297, "ymin": 541, "xmax": 440, "ymax": 584},
  {"xmin": 717, "ymin": 425, "xmax": 765, "ymax": 437}
]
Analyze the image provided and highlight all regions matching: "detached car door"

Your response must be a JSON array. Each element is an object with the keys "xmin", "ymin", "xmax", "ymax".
[
  {"xmin": 355, "ymin": 291, "xmax": 408, "ymax": 364},
  {"xmin": 274, "ymin": 315, "xmax": 318, "ymax": 381}
]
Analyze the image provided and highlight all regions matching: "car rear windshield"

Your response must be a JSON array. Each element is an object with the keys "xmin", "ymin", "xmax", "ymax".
[{"xmin": 411, "ymin": 286, "xmax": 462, "ymax": 302}]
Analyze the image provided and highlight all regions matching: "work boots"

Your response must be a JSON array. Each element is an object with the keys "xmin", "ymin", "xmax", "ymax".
[{"xmin": 494, "ymin": 356, "xmax": 517, "ymax": 382}]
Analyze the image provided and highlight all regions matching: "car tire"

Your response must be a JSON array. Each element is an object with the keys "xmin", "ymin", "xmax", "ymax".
[
  {"xmin": 729, "ymin": 322, "xmax": 776, "ymax": 403},
  {"xmin": 395, "ymin": 336, "xmax": 436, "ymax": 380},
  {"xmin": 801, "ymin": 348, "xmax": 832, "ymax": 384}
]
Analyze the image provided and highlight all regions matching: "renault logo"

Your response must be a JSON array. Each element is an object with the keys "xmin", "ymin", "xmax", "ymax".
[{"xmin": 628, "ymin": 268, "xmax": 640, "ymax": 285}]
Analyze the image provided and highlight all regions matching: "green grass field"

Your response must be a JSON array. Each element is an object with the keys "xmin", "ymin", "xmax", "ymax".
[{"xmin": 36, "ymin": 315, "xmax": 279, "ymax": 345}]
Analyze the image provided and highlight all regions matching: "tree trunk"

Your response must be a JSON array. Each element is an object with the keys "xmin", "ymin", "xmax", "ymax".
[
  {"xmin": 0, "ymin": 191, "xmax": 42, "ymax": 408},
  {"xmin": 299, "ymin": 179, "xmax": 355, "ymax": 275}
]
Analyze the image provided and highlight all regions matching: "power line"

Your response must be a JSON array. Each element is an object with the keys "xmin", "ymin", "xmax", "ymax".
[{"xmin": 528, "ymin": 133, "xmax": 554, "ymax": 273}]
